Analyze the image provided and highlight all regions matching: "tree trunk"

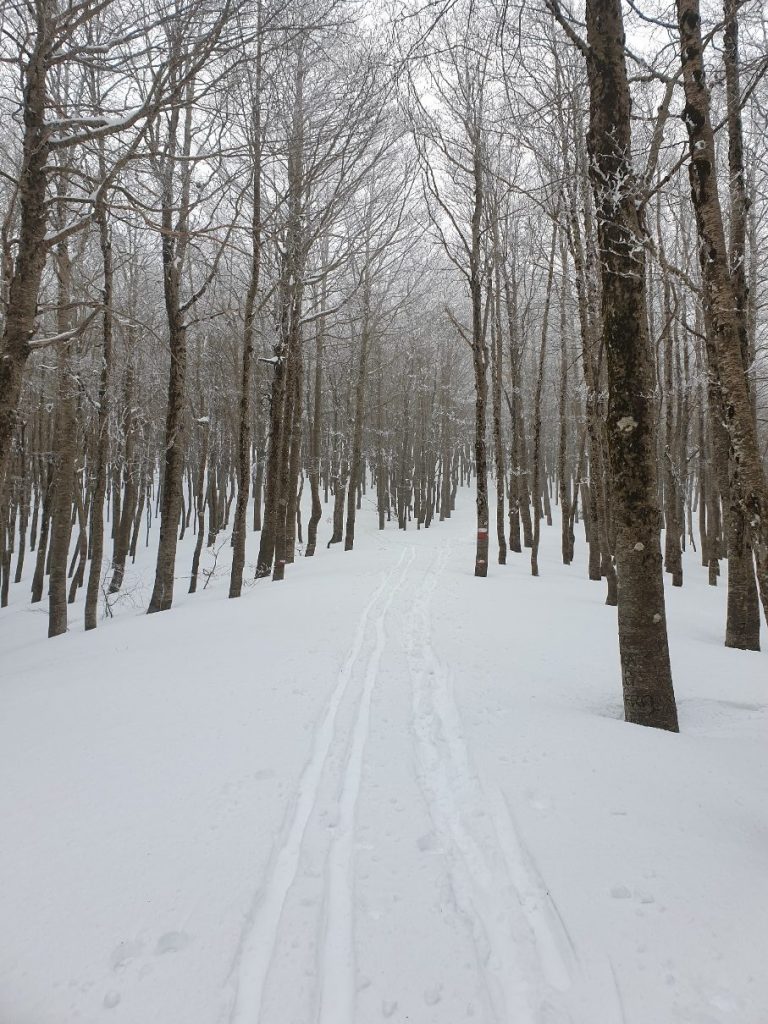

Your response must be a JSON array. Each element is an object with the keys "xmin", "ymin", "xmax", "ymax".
[
  {"xmin": 659, "ymin": 259, "xmax": 683, "ymax": 588},
  {"xmin": 230, "ymin": 15, "xmax": 262, "ymax": 598},
  {"xmin": 345, "ymin": 287, "xmax": 372, "ymax": 552},
  {"xmin": 148, "ymin": 306, "xmax": 187, "ymax": 611},
  {"xmin": 283, "ymin": 341, "xmax": 304, "ymax": 566},
  {"xmin": 490, "ymin": 224, "xmax": 506, "ymax": 564},
  {"xmin": 470, "ymin": 137, "xmax": 489, "ymax": 577},
  {"xmin": 306, "ymin": 314, "xmax": 325, "ymax": 556},
  {"xmin": 0, "ymin": 10, "xmax": 52, "ymax": 492},
  {"xmin": 189, "ymin": 423, "xmax": 209, "ymax": 594},
  {"xmin": 84, "ymin": 185, "xmax": 114, "ymax": 629},
  {"xmin": 558, "ymin": 242, "xmax": 574, "ymax": 565},
  {"xmin": 580, "ymin": 0, "xmax": 679, "ymax": 730},
  {"xmin": 48, "ymin": 216, "xmax": 77, "ymax": 639},
  {"xmin": 531, "ymin": 219, "xmax": 558, "ymax": 578},
  {"xmin": 676, "ymin": 0, "xmax": 768, "ymax": 628},
  {"xmin": 148, "ymin": 92, "xmax": 195, "ymax": 614}
]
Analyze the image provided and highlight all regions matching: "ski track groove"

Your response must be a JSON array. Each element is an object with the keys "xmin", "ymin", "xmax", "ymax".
[
  {"xmin": 228, "ymin": 548, "xmax": 410, "ymax": 1024},
  {"xmin": 228, "ymin": 540, "xmax": 619, "ymax": 1024},
  {"xmin": 317, "ymin": 546, "xmax": 415, "ymax": 1024},
  {"xmin": 406, "ymin": 543, "xmax": 576, "ymax": 1024}
]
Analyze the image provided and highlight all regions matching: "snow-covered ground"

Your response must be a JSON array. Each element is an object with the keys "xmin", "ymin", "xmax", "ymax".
[{"xmin": 1, "ymin": 489, "xmax": 766, "ymax": 1024}]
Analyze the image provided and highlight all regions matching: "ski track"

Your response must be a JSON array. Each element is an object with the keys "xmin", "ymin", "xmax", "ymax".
[
  {"xmin": 227, "ymin": 548, "xmax": 411, "ymax": 1024},
  {"xmin": 317, "ymin": 546, "xmax": 415, "ymax": 1024},
  {"xmin": 406, "ymin": 543, "xmax": 577, "ymax": 1024},
  {"xmin": 228, "ymin": 540, "xmax": 617, "ymax": 1024}
]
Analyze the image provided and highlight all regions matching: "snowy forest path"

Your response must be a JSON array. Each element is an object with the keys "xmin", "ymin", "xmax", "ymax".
[
  {"xmin": 4, "ymin": 490, "xmax": 768, "ymax": 1024},
  {"xmin": 225, "ymin": 534, "xmax": 621, "ymax": 1024},
  {"xmin": 405, "ymin": 543, "xmax": 581, "ymax": 1023},
  {"xmin": 227, "ymin": 546, "xmax": 415, "ymax": 1024},
  {"xmin": 403, "ymin": 539, "xmax": 632, "ymax": 1024}
]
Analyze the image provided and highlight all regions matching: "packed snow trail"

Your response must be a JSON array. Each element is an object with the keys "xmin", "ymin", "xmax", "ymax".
[
  {"xmin": 317, "ymin": 547, "xmax": 414, "ymax": 1024},
  {"xmin": 3, "ymin": 489, "xmax": 768, "ymax": 1024},
  {"xmin": 229, "ymin": 539, "xmax": 595, "ymax": 1024},
  {"xmin": 406, "ymin": 544, "xmax": 577, "ymax": 1023},
  {"xmin": 228, "ymin": 548, "xmax": 414, "ymax": 1024}
]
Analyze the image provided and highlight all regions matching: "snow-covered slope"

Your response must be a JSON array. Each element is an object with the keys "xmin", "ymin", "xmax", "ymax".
[{"xmin": 1, "ymin": 491, "xmax": 766, "ymax": 1023}]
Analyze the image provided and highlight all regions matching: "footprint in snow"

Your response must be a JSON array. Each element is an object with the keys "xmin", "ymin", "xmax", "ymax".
[
  {"xmin": 424, "ymin": 984, "xmax": 443, "ymax": 1006},
  {"xmin": 610, "ymin": 885, "xmax": 655, "ymax": 904},
  {"xmin": 610, "ymin": 885, "xmax": 632, "ymax": 900},
  {"xmin": 526, "ymin": 789, "xmax": 552, "ymax": 813},
  {"xmin": 155, "ymin": 930, "xmax": 191, "ymax": 955},
  {"xmin": 110, "ymin": 939, "xmax": 143, "ymax": 971},
  {"xmin": 417, "ymin": 831, "xmax": 437, "ymax": 852}
]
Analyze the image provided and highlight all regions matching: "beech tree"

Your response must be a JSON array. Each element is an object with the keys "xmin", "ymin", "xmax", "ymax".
[
  {"xmin": 549, "ymin": 0, "xmax": 680, "ymax": 730},
  {"xmin": 675, "ymin": 0, "xmax": 768, "ymax": 634},
  {"xmin": 405, "ymin": 8, "xmax": 496, "ymax": 576},
  {"xmin": 0, "ymin": 0, "xmax": 230, "ymax": 497},
  {"xmin": 3, "ymin": 0, "xmax": 767, "ymax": 736}
]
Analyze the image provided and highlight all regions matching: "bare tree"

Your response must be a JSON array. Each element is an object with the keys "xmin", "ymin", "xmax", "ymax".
[{"xmin": 550, "ymin": 0, "xmax": 680, "ymax": 730}]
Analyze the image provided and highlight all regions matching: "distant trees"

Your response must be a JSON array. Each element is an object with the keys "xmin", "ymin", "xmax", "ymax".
[
  {"xmin": 404, "ymin": 9, "xmax": 496, "ymax": 576},
  {"xmin": 1, "ymin": 0, "xmax": 767, "ymax": 731}
]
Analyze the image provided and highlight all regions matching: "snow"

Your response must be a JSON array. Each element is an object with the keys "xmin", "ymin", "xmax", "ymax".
[{"xmin": 1, "ymin": 488, "xmax": 766, "ymax": 1023}]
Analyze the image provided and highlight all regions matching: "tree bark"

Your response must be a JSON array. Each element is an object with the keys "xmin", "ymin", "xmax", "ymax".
[
  {"xmin": 189, "ymin": 422, "xmax": 209, "ymax": 594},
  {"xmin": 558, "ymin": 241, "xmax": 575, "ymax": 564},
  {"xmin": 345, "ymin": 280, "xmax": 372, "ymax": 552},
  {"xmin": 676, "ymin": 0, "xmax": 768, "ymax": 628},
  {"xmin": 531, "ymin": 219, "xmax": 558, "ymax": 578},
  {"xmin": 148, "ymin": 89, "xmax": 195, "ymax": 613},
  {"xmin": 580, "ymin": 0, "xmax": 679, "ymax": 730},
  {"xmin": 84, "ymin": 176, "xmax": 114, "ymax": 628},
  {"xmin": 47, "ymin": 207, "xmax": 77, "ymax": 638},
  {"xmin": 229, "ymin": 10, "xmax": 262, "ymax": 598},
  {"xmin": 306, "ymin": 275, "xmax": 327, "ymax": 556},
  {"xmin": 490, "ymin": 220, "xmax": 506, "ymax": 564},
  {"xmin": 470, "ymin": 136, "xmax": 489, "ymax": 577},
  {"xmin": 0, "ymin": 4, "xmax": 53, "ymax": 493}
]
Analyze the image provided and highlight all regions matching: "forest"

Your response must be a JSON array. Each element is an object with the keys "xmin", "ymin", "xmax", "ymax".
[{"xmin": 1, "ymin": 0, "xmax": 767, "ymax": 1021}]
